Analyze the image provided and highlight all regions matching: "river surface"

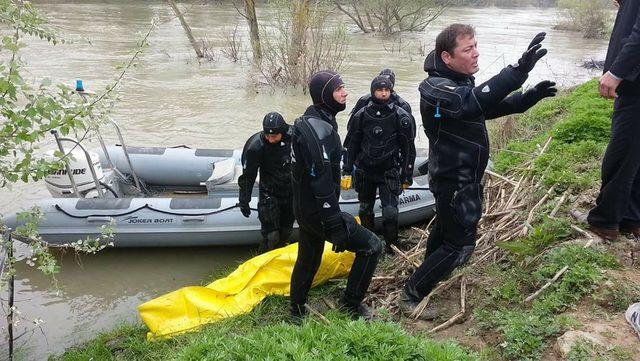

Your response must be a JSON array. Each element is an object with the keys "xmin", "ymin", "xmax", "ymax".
[{"xmin": 0, "ymin": 1, "xmax": 609, "ymax": 359}]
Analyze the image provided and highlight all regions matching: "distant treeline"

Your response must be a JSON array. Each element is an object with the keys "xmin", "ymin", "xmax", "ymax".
[{"xmin": 438, "ymin": 0, "xmax": 557, "ymax": 7}]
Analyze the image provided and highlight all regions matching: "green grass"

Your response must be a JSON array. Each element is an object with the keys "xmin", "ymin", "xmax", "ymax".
[
  {"xmin": 475, "ymin": 245, "xmax": 619, "ymax": 361},
  {"xmin": 568, "ymin": 339, "xmax": 634, "ymax": 361},
  {"xmin": 474, "ymin": 80, "xmax": 638, "ymax": 360},
  {"xmin": 497, "ymin": 217, "xmax": 573, "ymax": 258},
  {"xmin": 56, "ymin": 80, "xmax": 625, "ymax": 361},
  {"xmin": 492, "ymin": 79, "xmax": 613, "ymax": 192},
  {"xmin": 55, "ymin": 293, "xmax": 476, "ymax": 361}
]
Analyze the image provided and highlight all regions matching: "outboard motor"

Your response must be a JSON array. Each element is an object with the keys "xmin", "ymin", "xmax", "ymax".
[{"xmin": 44, "ymin": 149, "xmax": 106, "ymax": 198}]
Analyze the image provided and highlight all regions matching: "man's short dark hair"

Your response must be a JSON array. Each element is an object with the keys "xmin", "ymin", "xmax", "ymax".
[{"xmin": 436, "ymin": 24, "xmax": 475, "ymax": 58}]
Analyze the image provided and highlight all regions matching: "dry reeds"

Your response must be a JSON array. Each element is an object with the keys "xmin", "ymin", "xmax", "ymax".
[{"xmin": 365, "ymin": 137, "xmax": 579, "ymax": 333}]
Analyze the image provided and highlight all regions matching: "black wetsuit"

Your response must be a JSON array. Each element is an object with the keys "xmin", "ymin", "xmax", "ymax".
[
  {"xmin": 289, "ymin": 105, "xmax": 382, "ymax": 316},
  {"xmin": 404, "ymin": 50, "xmax": 540, "ymax": 301},
  {"xmin": 238, "ymin": 129, "xmax": 294, "ymax": 251},
  {"xmin": 343, "ymin": 99, "xmax": 416, "ymax": 248},
  {"xmin": 343, "ymin": 92, "xmax": 412, "ymax": 149}
]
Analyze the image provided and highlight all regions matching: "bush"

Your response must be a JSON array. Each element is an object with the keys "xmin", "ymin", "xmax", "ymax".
[{"xmin": 556, "ymin": 0, "xmax": 614, "ymax": 38}]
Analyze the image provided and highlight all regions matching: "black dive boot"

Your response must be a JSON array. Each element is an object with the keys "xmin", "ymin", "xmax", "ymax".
[
  {"xmin": 383, "ymin": 220, "xmax": 400, "ymax": 254},
  {"xmin": 338, "ymin": 295, "xmax": 373, "ymax": 320}
]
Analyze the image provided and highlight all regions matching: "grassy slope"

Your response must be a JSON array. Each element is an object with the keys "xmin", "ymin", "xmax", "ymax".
[
  {"xmin": 473, "ymin": 79, "xmax": 640, "ymax": 360},
  {"xmin": 55, "ymin": 296, "xmax": 476, "ymax": 361},
  {"xmin": 55, "ymin": 80, "xmax": 640, "ymax": 361}
]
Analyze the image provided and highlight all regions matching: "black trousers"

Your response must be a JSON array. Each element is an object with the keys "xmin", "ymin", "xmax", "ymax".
[
  {"xmin": 290, "ymin": 211, "xmax": 382, "ymax": 308},
  {"xmin": 404, "ymin": 181, "xmax": 482, "ymax": 300},
  {"xmin": 357, "ymin": 170, "xmax": 400, "ymax": 245},
  {"xmin": 258, "ymin": 193, "xmax": 295, "ymax": 249},
  {"xmin": 588, "ymin": 94, "xmax": 640, "ymax": 230}
]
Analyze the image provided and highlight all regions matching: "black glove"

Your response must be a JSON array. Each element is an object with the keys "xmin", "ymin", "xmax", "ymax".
[
  {"xmin": 324, "ymin": 214, "xmax": 349, "ymax": 253},
  {"xmin": 512, "ymin": 32, "xmax": 547, "ymax": 73},
  {"xmin": 239, "ymin": 202, "xmax": 251, "ymax": 218},
  {"xmin": 522, "ymin": 80, "xmax": 557, "ymax": 107}
]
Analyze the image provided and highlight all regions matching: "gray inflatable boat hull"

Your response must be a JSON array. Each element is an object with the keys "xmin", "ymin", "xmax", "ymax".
[{"xmin": 3, "ymin": 177, "xmax": 434, "ymax": 247}]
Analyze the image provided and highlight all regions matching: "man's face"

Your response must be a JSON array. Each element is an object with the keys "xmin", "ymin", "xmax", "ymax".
[
  {"xmin": 332, "ymin": 85, "xmax": 348, "ymax": 105},
  {"xmin": 264, "ymin": 133, "xmax": 283, "ymax": 144},
  {"xmin": 442, "ymin": 34, "xmax": 480, "ymax": 76},
  {"xmin": 374, "ymin": 88, "xmax": 391, "ymax": 101}
]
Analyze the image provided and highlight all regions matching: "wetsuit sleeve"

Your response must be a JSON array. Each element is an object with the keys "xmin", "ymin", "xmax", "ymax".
[
  {"xmin": 419, "ymin": 67, "xmax": 528, "ymax": 121},
  {"xmin": 397, "ymin": 110, "xmax": 417, "ymax": 182},
  {"xmin": 609, "ymin": 8, "xmax": 640, "ymax": 82},
  {"xmin": 237, "ymin": 135, "xmax": 261, "ymax": 205},
  {"xmin": 484, "ymin": 91, "xmax": 529, "ymax": 119},
  {"xmin": 344, "ymin": 109, "xmax": 364, "ymax": 173}
]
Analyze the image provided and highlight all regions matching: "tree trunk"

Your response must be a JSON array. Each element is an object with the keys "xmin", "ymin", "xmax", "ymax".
[
  {"xmin": 167, "ymin": 0, "xmax": 203, "ymax": 58},
  {"xmin": 244, "ymin": 0, "xmax": 262, "ymax": 61},
  {"xmin": 4, "ymin": 230, "xmax": 14, "ymax": 361},
  {"xmin": 289, "ymin": 0, "xmax": 310, "ymax": 75}
]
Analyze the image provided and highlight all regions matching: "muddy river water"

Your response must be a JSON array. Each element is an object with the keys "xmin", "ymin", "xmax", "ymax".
[{"xmin": 0, "ymin": 2, "xmax": 609, "ymax": 358}]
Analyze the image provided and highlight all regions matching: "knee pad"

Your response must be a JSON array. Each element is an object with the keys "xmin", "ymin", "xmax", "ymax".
[
  {"xmin": 382, "ymin": 205, "xmax": 398, "ymax": 222},
  {"xmin": 369, "ymin": 233, "xmax": 383, "ymax": 255},
  {"xmin": 454, "ymin": 245, "xmax": 475, "ymax": 267}
]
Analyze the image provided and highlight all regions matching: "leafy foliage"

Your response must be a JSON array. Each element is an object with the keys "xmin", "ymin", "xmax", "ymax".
[{"xmin": 476, "ymin": 245, "xmax": 619, "ymax": 360}]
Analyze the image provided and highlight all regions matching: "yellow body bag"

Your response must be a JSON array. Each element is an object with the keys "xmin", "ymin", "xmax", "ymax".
[{"xmin": 138, "ymin": 242, "xmax": 355, "ymax": 339}]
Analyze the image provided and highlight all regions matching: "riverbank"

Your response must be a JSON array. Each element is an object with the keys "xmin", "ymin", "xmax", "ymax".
[{"xmin": 53, "ymin": 80, "xmax": 640, "ymax": 360}]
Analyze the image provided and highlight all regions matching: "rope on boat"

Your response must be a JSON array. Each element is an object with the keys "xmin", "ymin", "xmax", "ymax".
[{"xmin": 53, "ymin": 187, "xmax": 430, "ymax": 219}]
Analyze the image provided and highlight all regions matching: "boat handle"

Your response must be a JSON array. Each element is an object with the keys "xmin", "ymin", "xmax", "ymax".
[
  {"xmin": 87, "ymin": 216, "xmax": 113, "ymax": 223},
  {"xmin": 183, "ymin": 216, "xmax": 205, "ymax": 222}
]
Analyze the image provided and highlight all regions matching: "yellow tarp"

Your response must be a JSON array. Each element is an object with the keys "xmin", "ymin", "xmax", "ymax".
[{"xmin": 138, "ymin": 242, "xmax": 355, "ymax": 339}]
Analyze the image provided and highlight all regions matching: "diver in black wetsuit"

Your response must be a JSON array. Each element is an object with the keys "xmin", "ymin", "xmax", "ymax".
[
  {"xmin": 343, "ymin": 68, "xmax": 412, "ymax": 150},
  {"xmin": 342, "ymin": 75, "xmax": 416, "ymax": 253},
  {"xmin": 400, "ymin": 24, "xmax": 557, "ymax": 319},
  {"xmin": 237, "ymin": 112, "xmax": 294, "ymax": 253},
  {"xmin": 289, "ymin": 70, "xmax": 382, "ymax": 320}
]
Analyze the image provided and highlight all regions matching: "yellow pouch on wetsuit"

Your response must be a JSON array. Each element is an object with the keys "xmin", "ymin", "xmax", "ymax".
[
  {"xmin": 138, "ymin": 242, "xmax": 354, "ymax": 340},
  {"xmin": 340, "ymin": 175, "xmax": 352, "ymax": 190}
]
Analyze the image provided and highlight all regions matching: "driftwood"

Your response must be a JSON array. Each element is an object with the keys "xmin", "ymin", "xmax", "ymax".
[
  {"xmin": 358, "ymin": 135, "xmax": 596, "ymax": 329},
  {"xmin": 305, "ymin": 304, "xmax": 331, "ymax": 324},
  {"xmin": 429, "ymin": 276, "xmax": 466, "ymax": 333}
]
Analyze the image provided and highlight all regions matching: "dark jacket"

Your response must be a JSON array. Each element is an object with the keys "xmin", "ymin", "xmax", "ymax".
[
  {"xmin": 291, "ymin": 105, "xmax": 343, "ymax": 228},
  {"xmin": 418, "ymin": 51, "xmax": 532, "ymax": 190},
  {"xmin": 344, "ymin": 100, "xmax": 416, "ymax": 182},
  {"xmin": 237, "ymin": 128, "xmax": 292, "ymax": 205},
  {"xmin": 343, "ymin": 92, "xmax": 412, "ymax": 148},
  {"xmin": 605, "ymin": 0, "xmax": 640, "ymax": 94}
]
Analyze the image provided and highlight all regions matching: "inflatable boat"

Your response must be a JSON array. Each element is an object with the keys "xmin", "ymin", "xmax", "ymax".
[{"xmin": 2, "ymin": 127, "xmax": 435, "ymax": 247}]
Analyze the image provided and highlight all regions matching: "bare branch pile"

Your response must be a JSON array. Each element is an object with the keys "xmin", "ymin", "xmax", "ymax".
[{"xmin": 365, "ymin": 137, "xmax": 579, "ymax": 332}]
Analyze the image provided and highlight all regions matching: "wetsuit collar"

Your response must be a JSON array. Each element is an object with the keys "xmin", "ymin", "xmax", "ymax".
[
  {"xmin": 367, "ymin": 98, "xmax": 395, "ymax": 115},
  {"xmin": 423, "ymin": 50, "xmax": 474, "ymax": 83},
  {"xmin": 304, "ymin": 105, "xmax": 339, "ymax": 131}
]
